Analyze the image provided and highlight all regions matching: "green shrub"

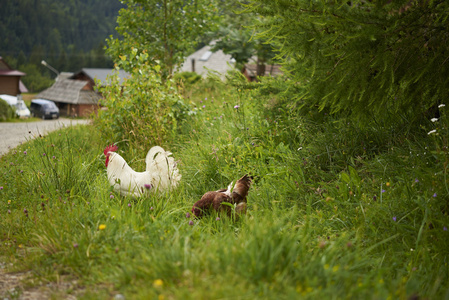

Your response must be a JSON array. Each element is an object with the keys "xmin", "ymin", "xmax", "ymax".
[
  {"xmin": 0, "ymin": 98, "xmax": 15, "ymax": 121},
  {"xmin": 93, "ymin": 50, "xmax": 193, "ymax": 154},
  {"xmin": 173, "ymin": 71, "xmax": 202, "ymax": 86}
]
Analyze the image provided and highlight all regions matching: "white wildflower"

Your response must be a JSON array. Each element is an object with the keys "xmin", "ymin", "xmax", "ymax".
[
  {"xmin": 298, "ymin": 147, "xmax": 303, "ymax": 151},
  {"xmin": 438, "ymin": 104, "xmax": 445, "ymax": 108},
  {"xmin": 431, "ymin": 118, "xmax": 439, "ymax": 122},
  {"xmin": 428, "ymin": 129, "xmax": 437, "ymax": 135}
]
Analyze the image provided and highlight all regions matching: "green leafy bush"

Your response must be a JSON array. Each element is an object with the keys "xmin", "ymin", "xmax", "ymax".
[
  {"xmin": 93, "ymin": 49, "xmax": 193, "ymax": 153},
  {"xmin": 173, "ymin": 71, "xmax": 202, "ymax": 86},
  {"xmin": 0, "ymin": 98, "xmax": 16, "ymax": 121}
]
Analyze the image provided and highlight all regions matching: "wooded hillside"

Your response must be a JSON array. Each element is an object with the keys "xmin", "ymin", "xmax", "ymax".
[{"xmin": 0, "ymin": 0, "xmax": 124, "ymax": 72}]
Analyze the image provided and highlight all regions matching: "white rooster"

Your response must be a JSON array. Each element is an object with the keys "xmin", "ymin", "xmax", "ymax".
[{"xmin": 104, "ymin": 144, "xmax": 181, "ymax": 197}]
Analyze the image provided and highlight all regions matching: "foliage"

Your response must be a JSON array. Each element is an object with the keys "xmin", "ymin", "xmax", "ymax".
[
  {"xmin": 173, "ymin": 71, "xmax": 202, "ymax": 86},
  {"xmin": 0, "ymin": 0, "xmax": 120, "ymax": 72},
  {"xmin": 1, "ymin": 82, "xmax": 449, "ymax": 299},
  {"xmin": 93, "ymin": 49, "xmax": 193, "ymax": 154},
  {"xmin": 0, "ymin": 98, "xmax": 15, "ymax": 121},
  {"xmin": 246, "ymin": 0, "xmax": 449, "ymax": 122},
  {"xmin": 17, "ymin": 63, "xmax": 54, "ymax": 92},
  {"xmin": 211, "ymin": 0, "xmax": 276, "ymax": 72},
  {"xmin": 106, "ymin": 0, "xmax": 219, "ymax": 77}
]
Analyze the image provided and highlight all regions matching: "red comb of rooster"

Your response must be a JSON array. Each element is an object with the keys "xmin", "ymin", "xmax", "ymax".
[{"xmin": 104, "ymin": 144, "xmax": 118, "ymax": 156}]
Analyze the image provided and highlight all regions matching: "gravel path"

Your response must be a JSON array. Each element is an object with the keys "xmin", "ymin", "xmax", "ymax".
[{"xmin": 0, "ymin": 118, "xmax": 90, "ymax": 157}]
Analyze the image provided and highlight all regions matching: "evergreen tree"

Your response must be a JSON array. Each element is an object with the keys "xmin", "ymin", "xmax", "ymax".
[{"xmin": 247, "ymin": 0, "xmax": 449, "ymax": 121}]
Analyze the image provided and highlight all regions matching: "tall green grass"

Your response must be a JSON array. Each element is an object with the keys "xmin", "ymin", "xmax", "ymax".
[{"xmin": 1, "ymin": 79, "xmax": 448, "ymax": 299}]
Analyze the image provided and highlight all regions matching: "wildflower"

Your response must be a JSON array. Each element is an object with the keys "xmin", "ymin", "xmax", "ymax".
[
  {"xmin": 128, "ymin": 203, "xmax": 131, "ymax": 207},
  {"xmin": 415, "ymin": 178, "xmax": 419, "ymax": 183},
  {"xmin": 433, "ymin": 193, "xmax": 437, "ymax": 197},
  {"xmin": 386, "ymin": 182, "xmax": 390, "ymax": 187},
  {"xmin": 110, "ymin": 194, "xmax": 114, "ymax": 199},
  {"xmin": 43, "ymin": 153, "xmax": 46, "ymax": 156},
  {"xmin": 8, "ymin": 200, "xmax": 11, "ymax": 204},
  {"xmin": 144, "ymin": 184, "xmax": 152, "ymax": 190},
  {"xmin": 234, "ymin": 105, "xmax": 240, "ymax": 109},
  {"xmin": 428, "ymin": 129, "xmax": 437, "ymax": 135},
  {"xmin": 23, "ymin": 151, "xmax": 27, "ymax": 155},
  {"xmin": 150, "ymin": 207, "xmax": 154, "ymax": 210},
  {"xmin": 99, "ymin": 224, "xmax": 106, "ymax": 230},
  {"xmin": 444, "ymin": 226, "xmax": 447, "ymax": 231},
  {"xmin": 392, "ymin": 216, "xmax": 397, "ymax": 222},
  {"xmin": 202, "ymin": 105, "xmax": 206, "ymax": 108},
  {"xmin": 205, "ymin": 97, "xmax": 207, "ymax": 101},
  {"xmin": 438, "ymin": 104, "xmax": 446, "ymax": 108},
  {"xmin": 189, "ymin": 220, "xmax": 194, "ymax": 226},
  {"xmin": 73, "ymin": 243, "xmax": 79, "ymax": 248},
  {"xmin": 216, "ymin": 217, "xmax": 220, "ymax": 221},
  {"xmin": 7, "ymin": 210, "xmax": 11, "ymax": 214},
  {"xmin": 381, "ymin": 189, "xmax": 386, "ymax": 193},
  {"xmin": 186, "ymin": 212, "xmax": 191, "ymax": 218},
  {"xmin": 0, "ymin": 186, "xmax": 3, "ymax": 190},
  {"xmin": 153, "ymin": 279, "xmax": 163, "ymax": 287},
  {"xmin": 431, "ymin": 118, "xmax": 438, "ymax": 122},
  {"xmin": 373, "ymin": 195, "xmax": 377, "ymax": 201}
]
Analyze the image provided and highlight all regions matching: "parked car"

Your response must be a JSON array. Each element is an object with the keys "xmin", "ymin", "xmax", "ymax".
[
  {"xmin": 30, "ymin": 99, "xmax": 59, "ymax": 120},
  {"xmin": 15, "ymin": 99, "xmax": 31, "ymax": 118},
  {"xmin": 0, "ymin": 94, "xmax": 31, "ymax": 118}
]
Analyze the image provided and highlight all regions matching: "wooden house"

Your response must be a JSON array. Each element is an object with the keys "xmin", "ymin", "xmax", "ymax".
[
  {"xmin": 0, "ymin": 56, "xmax": 28, "ymax": 96},
  {"xmin": 37, "ymin": 68, "xmax": 130, "ymax": 117},
  {"xmin": 179, "ymin": 42, "xmax": 235, "ymax": 79}
]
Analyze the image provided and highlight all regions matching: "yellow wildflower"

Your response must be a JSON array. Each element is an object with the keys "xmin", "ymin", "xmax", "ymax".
[
  {"xmin": 99, "ymin": 224, "xmax": 106, "ymax": 230},
  {"xmin": 153, "ymin": 279, "xmax": 163, "ymax": 287},
  {"xmin": 8, "ymin": 200, "xmax": 11, "ymax": 205}
]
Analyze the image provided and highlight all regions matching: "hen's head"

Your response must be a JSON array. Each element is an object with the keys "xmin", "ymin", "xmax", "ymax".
[{"xmin": 104, "ymin": 144, "xmax": 118, "ymax": 167}]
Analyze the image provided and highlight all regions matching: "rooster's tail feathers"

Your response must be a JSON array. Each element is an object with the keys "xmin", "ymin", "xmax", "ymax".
[{"xmin": 145, "ymin": 146, "xmax": 181, "ymax": 189}]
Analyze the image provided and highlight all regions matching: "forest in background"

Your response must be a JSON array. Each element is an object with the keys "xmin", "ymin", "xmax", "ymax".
[{"xmin": 0, "ymin": 0, "xmax": 124, "ymax": 91}]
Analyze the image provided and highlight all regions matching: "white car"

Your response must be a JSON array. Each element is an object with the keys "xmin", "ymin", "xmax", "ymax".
[{"xmin": 0, "ymin": 94, "xmax": 31, "ymax": 118}]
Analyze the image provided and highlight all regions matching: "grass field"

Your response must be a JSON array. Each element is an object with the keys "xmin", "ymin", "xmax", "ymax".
[{"xmin": 1, "ymin": 80, "xmax": 448, "ymax": 299}]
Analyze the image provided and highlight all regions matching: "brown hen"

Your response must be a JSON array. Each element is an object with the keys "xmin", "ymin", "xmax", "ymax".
[{"xmin": 192, "ymin": 174, "xmax": 252, "ymax": 218}]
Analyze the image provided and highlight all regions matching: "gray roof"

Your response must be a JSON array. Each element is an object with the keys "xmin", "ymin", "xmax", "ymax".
[
  {"xmin": 36, "ymin": 79, "xmax": 101, "ymax": 105},
  {"xmin": 73, "ymin": 68, "xmax": 131, "ymax": 85},
  {"xmin": 178, "ymin": 43, "xmax": 235, "ymax": 78}
]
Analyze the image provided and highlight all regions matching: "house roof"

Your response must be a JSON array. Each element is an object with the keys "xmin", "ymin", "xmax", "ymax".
[
  {"xmin": 0, "ymin": 70, "xmax": 26, "ymax": 76},
  {"xmin": 36, "ymin": 78, "xmax": 101, "ymax": 105},
  {"xmin": 71, "ymin": 68, "xmax": 131, "ymax": 85},
  {"xmin": 179, "ymin": 43, "xmax": 235, "ymax": 78}
]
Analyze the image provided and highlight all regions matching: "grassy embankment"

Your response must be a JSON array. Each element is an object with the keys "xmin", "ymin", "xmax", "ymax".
[{"xmin": 1, "ymin": 81, "xmax": 448, "ymax": 299}]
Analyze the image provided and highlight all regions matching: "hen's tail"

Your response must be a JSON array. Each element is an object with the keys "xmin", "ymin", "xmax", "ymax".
[
  {"xmin": 145, "ymin": 146, "xmax": 181, "ymax": 190},
  {"xmin": 232, "ymin": 174, "xmax": 252, "ymax": 203}
]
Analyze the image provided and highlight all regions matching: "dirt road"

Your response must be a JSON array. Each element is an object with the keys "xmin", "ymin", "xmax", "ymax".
[{"xmin": 0, "ymin": 118, "xmax": 90, "ymax": 157}]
